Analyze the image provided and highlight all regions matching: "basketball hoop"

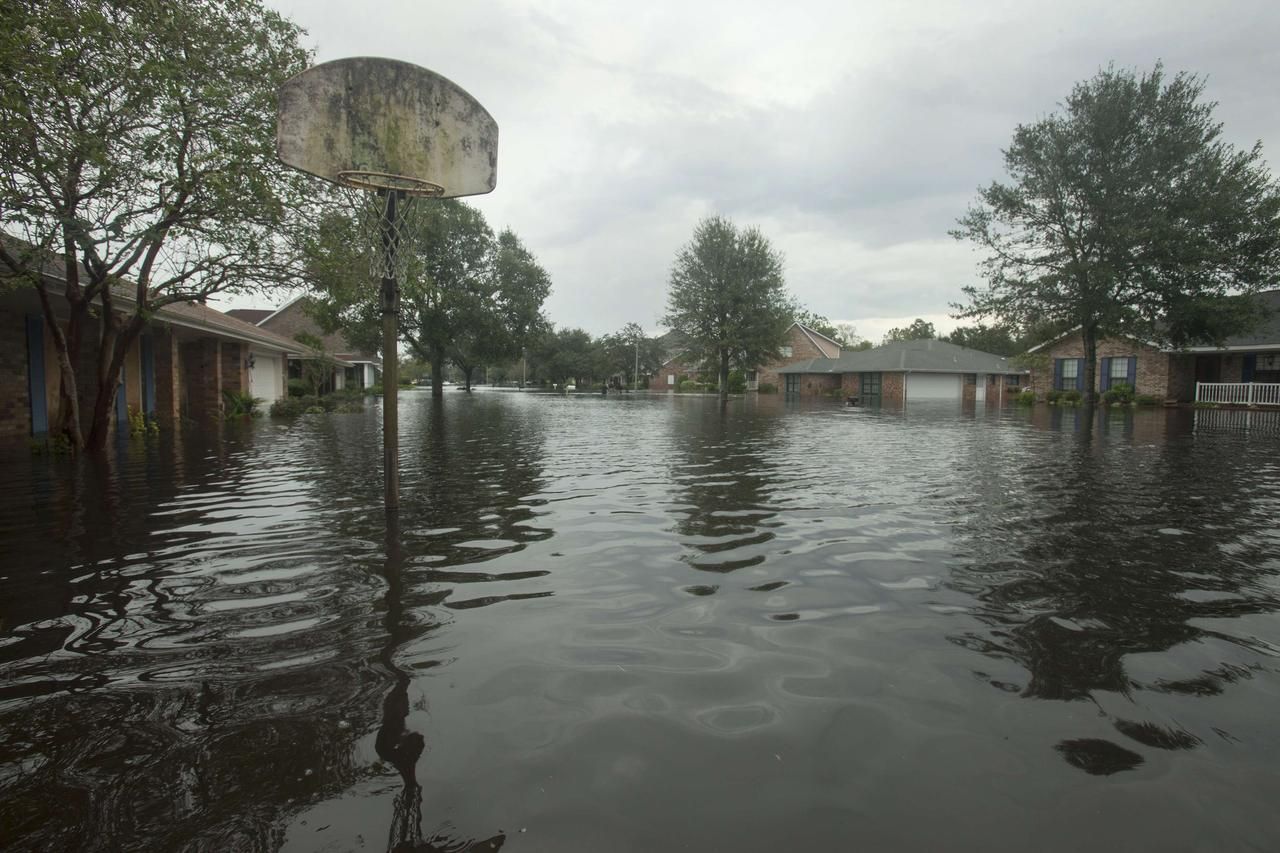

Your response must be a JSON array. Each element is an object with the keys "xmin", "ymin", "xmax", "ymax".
[{"xmin": 276, "ymin": 57, "xmax": 498, "ymax": 513}]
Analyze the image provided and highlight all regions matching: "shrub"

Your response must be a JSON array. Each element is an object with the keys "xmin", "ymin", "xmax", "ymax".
[
  {"xmin": 287, "ymin": 378, "xmax": 309, "ymax": 398},
  {"xmin": 1061, "ymin": 389, "xmax": 1082, "ymax": 405},
  {"xmin": 677, "ymin": 379, "xmax": 701, "ymax": 393},
  {"xmin": 333, "ymin": 402, "xmax": 364, "ymax": 414},
  {"xmin": 1134, "ymin": 394, "xmax": 1161, "ymax": 406},
  {"xmin": 727, "ymin": 370, "xmax": 747, "ymax": 394},
  {"xmin": 1101, "ymin": 382, "xmax": 1134, "ymax": 405},
  {"xmin": 1017, "ymin": 390, "xmax": 1036, "ymax": 405},
  {"xmin": 269, "ymin": 397, "xmax": 307, "ymax": 418},
  {"xmin": 1046, "ymin": 389, "xmax": 1063, "ymax": 404},
  {"xmin": 1192, "ymin": 400, "xmax": 1219, "ymax": 409},
  {"xmin": 223, "ymin": 389, "xmax": 262, "ymax": 419},
  {"xmin": 758, "ymin": 382, "xmax": 777, "ymax": 394},
  {"xmin": 127, "ymin": 406, "xmax": 159, "ymax": 436}
]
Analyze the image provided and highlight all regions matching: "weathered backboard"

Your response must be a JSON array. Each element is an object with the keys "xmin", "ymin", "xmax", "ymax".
[{"xmin": 277, "ymin": 57, "xmax": 497, "ymax": 197}]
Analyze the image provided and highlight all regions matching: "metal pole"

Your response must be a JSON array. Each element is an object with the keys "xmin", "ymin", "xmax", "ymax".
[
  {"xmin": 522, "ymin": 347, "xmax": 527, "ymax": 388},
  {"xmin": 634, "ymin": 340, "xmax": 639, "ymax": 391},
  {"xmin": 380, "ymin": 190, "xmax": 401, "ymax": 512}
]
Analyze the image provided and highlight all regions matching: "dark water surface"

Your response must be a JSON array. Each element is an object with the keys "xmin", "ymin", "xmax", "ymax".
[{"xmin": 2, "ymin": 392, "xmax": 1279, "ymax": 852}]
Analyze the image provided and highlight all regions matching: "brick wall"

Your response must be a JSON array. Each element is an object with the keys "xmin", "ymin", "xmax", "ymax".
[
  {"xmin": 220, "ymin": 341, "xmax": 246, "ymax": 394},
  {"xmin": 882, "ymin": 373, "xmax": 904, "ymax": 405},
  {"xmin": 0, "ymin": 310, "xmax": 32, "ymax": 444},
  {"xmin": 1029, "ymin": 335, "xmax": 1176, "ymax": 399},
  {"xmin": 152, "ymin": 328, "xmax": 181, "ymax": 424},
  {"xmin": 181, "ymin": 339, "xmax": 222, "ymax": 420},
  {"xmin": 756, "ymin": 325, "xmax": 841, "ymax": 390}
]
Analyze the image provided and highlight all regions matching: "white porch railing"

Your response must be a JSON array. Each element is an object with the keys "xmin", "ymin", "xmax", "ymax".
[{"xmin": 1196, "ymin": 382, "xmax": 1280, "ymax": 406}]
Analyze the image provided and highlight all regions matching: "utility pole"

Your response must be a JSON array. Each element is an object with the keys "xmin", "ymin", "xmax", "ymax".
[
  {"xmin": 633, "ymin": 339, "xmax": 639, "ymax": 391},
  {"xmin": 522, "ymin": 347, "xmax": 527, "ymax": 389}
]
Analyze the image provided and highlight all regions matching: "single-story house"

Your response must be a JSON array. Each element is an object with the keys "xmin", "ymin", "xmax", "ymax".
[
  {"xmin": 2, "ymin": 268, "xmax": 336, "ymax": 446},
  {"xmin": 1025, "ymin": 289, "xmax": 1280, "ymax": 404},
  {"xmin": 777, "ymin": 338, "xmax": 1027, "ymax": 405},
  {"xmin": 652, "ymin": 322, "xmax": 842, "ymax": 391},
  {"xmin": 232, "ymin": 295, "xmax": 382, "ymax": 390}
]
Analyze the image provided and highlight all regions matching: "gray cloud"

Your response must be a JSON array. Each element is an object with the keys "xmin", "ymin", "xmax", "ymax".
[{"xmin": 264, "ymin": 0, "xmax": 1280, "ymax": 336}]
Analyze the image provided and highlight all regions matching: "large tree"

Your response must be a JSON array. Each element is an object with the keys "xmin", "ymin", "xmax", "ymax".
[
  {"xmin": 305, "ymin": 201, "xmax": 550, "ymax": 396},
  {"xmin": 663, "ymin": 216, "xmax": 791, "ymax": 400},
  {"xmin": 954, "ymin": 63, "xmax": 1280, "ymax": 404},
  {"xmin": 0, "ymin": 0, "xmax": 309, "ymax": 450}
]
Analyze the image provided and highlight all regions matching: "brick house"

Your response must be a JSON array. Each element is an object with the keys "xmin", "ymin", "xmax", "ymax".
[
  {"xmin": 233, "ymin": 295, "xmax": 382, "ymax": 390},
  {"xmin": 2, "ymin": 271, "xmax": 318, "ymax": 447},
  {"xmin": 777, "ymin": 338, "xmax": 1027, "ymax": 406},
  {"xmin": 1025, "ymin": 291, "xmax": 1280, "ymax": 403},
  {"xmin": 651, "ymin": 322, "xmax": 841, "ymax": 391}
]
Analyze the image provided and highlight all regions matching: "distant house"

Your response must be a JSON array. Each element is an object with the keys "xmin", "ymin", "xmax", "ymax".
[
  {"xmin": 777, "ymin": 338, "xmax": 1026, "ymax": 405},
  {"xmin": 234, "ymin": 296, "xmax": 382, "ymax": 390},
  {"xmin": 1025, "ymin": 289, "xmax": 1280, "ymax": 404},
  {"xmin": 652, "ymin": 322, "xmax": 842, "ymax": 391}
]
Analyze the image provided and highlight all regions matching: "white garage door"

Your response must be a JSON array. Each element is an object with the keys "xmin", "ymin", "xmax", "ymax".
[
  {"xmin": 906, "ymin": 373, "xmax": 962, "ymax": 401},
  {"xmin": 249, "ymin": 352, "xmax": 283, "ymax": 403}
]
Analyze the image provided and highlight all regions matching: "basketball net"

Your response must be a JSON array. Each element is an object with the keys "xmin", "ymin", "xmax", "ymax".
[{"xmin": 337, "ymin": 185, "xmax": 431, "ymax": 283}]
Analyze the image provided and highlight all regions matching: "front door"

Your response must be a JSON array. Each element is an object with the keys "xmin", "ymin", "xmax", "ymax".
[
  {"xmin": 784, "ymin": 374, "xmax": 801, "ymax": 394},
  {"xmin": 975, "ymin": 374, "xmax": 987, "ymax": 402},
  {"xmin": 1195, "ymin": 356, "xmax": 1221, "ymax": 384}
]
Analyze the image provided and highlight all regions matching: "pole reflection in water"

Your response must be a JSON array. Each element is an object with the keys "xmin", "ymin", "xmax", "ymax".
[{"xmin": 379, "ymin": 512, "xmax": 505, "ymax": 853}]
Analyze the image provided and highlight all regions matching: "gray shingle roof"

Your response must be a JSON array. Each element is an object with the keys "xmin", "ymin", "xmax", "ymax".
[
  {"xmin": 1218, "ymin": 289, "xmax": 1280, "ymax": 348},
  {"xmin": 778, "ymin": 338, "xmax": 1024, "ymax": 375}
]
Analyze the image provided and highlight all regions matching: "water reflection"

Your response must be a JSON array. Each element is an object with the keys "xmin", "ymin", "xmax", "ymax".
[
  {"xmin": 2, "ymin": 396, "xmax": 1279, "ymax": 850},
  {"xmin": 948, "ymin": 407, "xmax": 1280, "ymax": 773}
]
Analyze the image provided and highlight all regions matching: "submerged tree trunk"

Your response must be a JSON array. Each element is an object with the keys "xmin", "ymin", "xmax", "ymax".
[
  {"xmin": 1081, "ymin": 323, "xmax": 1099, "ymax": 408},
  {"xmin": 718, "ymin": 348, "xmax": 731, "ymax": 401},
  {"xmin": 85, "ymin": 314, "xmax": 146, "ymax": 452},
  {"xmin": 462, "ymin": 365, "xmax": 475, "ymax": 392},
  {"xmin": 431, "ymin": 345, "xmax": 445, "ymax": 398},
  {"xmin": 34, "ymin": 280, "xmax": 86, "ymax": 450}
]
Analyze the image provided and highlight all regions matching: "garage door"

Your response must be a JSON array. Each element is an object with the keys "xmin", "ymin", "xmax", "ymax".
[
  {"xmin": 249, "ymin": 353, "xmax": 283, "ymax": 403},
  {"xmin": 906, "ymin": 373, "xmax": 961, "ymax": 401}
]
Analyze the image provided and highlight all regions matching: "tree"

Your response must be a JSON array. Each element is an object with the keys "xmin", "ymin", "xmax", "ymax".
[
  {"xmin": 953, "ymin": 63, "xmax": 1280, "ymax": 405},
  {"xmin": 0, "ymin": 0, "xmax": 309, "ymax": 451},
  {"xmin": 791, "ymin": 307, "xmax": 840, "ymax": 342},
  {"xmin": 597, "ymin": 322, "xmax": 665, "ymax": 388},
  {"xmin": 305, "ymin": 202, "xmax": 549, "ymax": 396},
  {"xmin": 883, "ymin": 318, "xmax": 937, "ymax": 343},
  {"xmin": 663, "ymin": 216, "xmax": 791, "ymax": 400},
  {"xmin": 529, "ymin": 327, "xmax": 597, "ymax": 387},
  {"xmin": 833, "ymin": 322, "xmax": 866, "ymax": 349},
  {"xmin": 944, "ymin": 323, "xmax": 1019, "ymax": 355}
]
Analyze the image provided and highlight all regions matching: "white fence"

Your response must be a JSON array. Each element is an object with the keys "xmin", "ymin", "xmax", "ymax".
[{"xmin": 1195, "ymin": 382, "xmax": 1280, "ymax": 406}]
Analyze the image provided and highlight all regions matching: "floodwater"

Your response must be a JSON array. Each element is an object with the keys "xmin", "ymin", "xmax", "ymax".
[{"xmin": 2, "ymin": 393, "xmax": 1279, "ymax": 852}]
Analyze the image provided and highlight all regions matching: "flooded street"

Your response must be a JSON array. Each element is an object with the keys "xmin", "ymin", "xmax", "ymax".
[{"xmin": 2, "ymin": 392, "xmax": 1279, "ymax": 852}]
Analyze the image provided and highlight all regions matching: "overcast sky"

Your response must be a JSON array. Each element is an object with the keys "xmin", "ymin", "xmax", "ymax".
[{"xmin": 256, "ymin": 0, "xmax": 1280, "ymax": 343}]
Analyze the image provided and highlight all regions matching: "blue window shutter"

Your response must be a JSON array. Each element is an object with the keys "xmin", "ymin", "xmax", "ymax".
[
  {"xmin": 26, "ymin": 315, "xmax": 49, "ymax": 436},
  {"xmin": 141, "ymin": 335, "xmax": 156, "ymax": 416},
  {"xmin": 115, "ymin": 368, "xmax": 128, "ymax": 426},
  {"xmin": 1075, "ymin": 359, "xmax": 1085, "ymax": 392},
  {"xmin": 1100, "ymin": 357, "xmax": 1111, "ymax": 391},
  {"xmin": 1243, "ymin": 354, "xmax": 1256, "ymax": 383},
  {"xmin": 1126, "ymin": 356, "xmax": 1136, "ymax": 390},
  {"xmin": 1053, "ymin": 359, "xmax": 1063, "ymax": 390}
]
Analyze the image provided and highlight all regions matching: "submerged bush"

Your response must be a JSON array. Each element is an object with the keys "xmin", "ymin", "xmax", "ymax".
[
  {"xmin": 1046, "ymin": 389, "xmax": 1062, "ymax": 404},
  {"xmin": 1017, "ymin": 390, "xmax": 1036, "ymax": 405},
  {"xmin": 223, "ymin": 389, "xmax": 262, "ymax": 419},
  {"xmin": 1101, "ymin": 382, "xmax": 1135, "ymax": 405},
  {"xmin": 1134, "ymin": 394, "xmax": 1161, "ymax": 406},
  {"xmin": 1061, "ymin": 389, "xmax": 1082, "ymax": 405},
  {"xmin": 757, "ymin": 382, "xmax": 777, "ymax": 394}
]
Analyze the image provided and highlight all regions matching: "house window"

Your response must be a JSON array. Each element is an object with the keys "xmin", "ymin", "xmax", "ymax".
[
  {"xmin": 1005, "ymin": 374, "xmax": 1021, "ymax": 387},
  {"xmin": 1100, "ymin": 356, "xmax": 1135, "ymax": 391},
  {"xmin": 964, "ymin": 373, "xmax": 977, "ymax": 385},
  {"xmin": 1056, "ymin": 358, "xmax": 1081, "ymax": 391},
  {"xmin": 667, "ymin": 374, "xmax": 675, "ymax": 386},
  {"xmin": 861, "ymin": 372, "xmax": 882, "ymax": 402},
  {"xmin": 784, "ymin": 374, "xmax": 801, "ymax": 394},
  {"xmin": 779, "ymin": 345, "xmax": 793, "ymax": 358}
]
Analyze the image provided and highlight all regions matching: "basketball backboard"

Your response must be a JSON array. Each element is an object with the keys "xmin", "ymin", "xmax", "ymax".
[{"xmin": 276, "ymin": 57, "xmax": 497, "ymax": 198}]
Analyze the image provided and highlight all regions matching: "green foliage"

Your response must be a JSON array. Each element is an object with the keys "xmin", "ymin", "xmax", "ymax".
[
  {"xmin": 0, "ymin": 0, "xmax": 310, "ymax": 451},
  {"xmin": 844, "ymin": 340, "xmax": 874, "ymax": 352},
  {"xmin": 269, "ymin": 392, "xmax": 359, "ymax": 418},
  {"xmin": 1046, "ymin": 389, "xmax": 1063, "ymax": 404},
  {"xmin": 1101, "ymin": 382, "xmax": 1135, "ymax": 405},
  {"xmin": 222, "ymin": 389, "xmax": 261, "ymax": 419},
  {"xmin": 758, "ymin": 382, "xmax": 778, "ymax": 394},
  {"xmin": 1017, "ymin": 390, "xmax": 1037, "ymax": 405},
  {"xmin": 1134, "ymin": 394, "xmax": 1162, "ymax": 406},
  {"xmin": 1062, "ymin": 390, "xmax": 1083, "ymax": 405},
  {"xmin": 333, "ymin": 402, "xmax": 364, "ymax": 414},
  {"xmin": 883, "ymin": 319, "xmax": 937, "ymax": 344},
  {"xmin": 663, "ymin": 216, "xmax": 791, "ymax": 397},
  {"xmin": 726, "ymin": 370, "xmax": 747, "ymax": 394},
  {"xmin": 127, "ymin": 406, "xmax": 159, "ymax": 437},
  {"xmin": 954, "ymin": 63, "xmax": 1280, "ymax": 404},
  {"xmin": 945, "ymin": 323, "xmax": 1019, "ymax": 355},
  {"xmin": 677, "ymin": 379, "xmax": 709, "ymax": 393},
  {"xmin": 30, "ymin": 433, "xmax": 73, "ymax": 455},
  {"xmin": 287, "ymin": 378, "xmax": 309, "ymax": 398},
  {"xmin": 1192, "ymin": 400, "xmax": 1219, "ymax": 409}
]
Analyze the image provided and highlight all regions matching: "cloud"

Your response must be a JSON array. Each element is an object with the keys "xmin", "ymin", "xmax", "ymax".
[{"xmin": 265, "ymin": 0, "xmax": 1280, "ymax": 336}]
